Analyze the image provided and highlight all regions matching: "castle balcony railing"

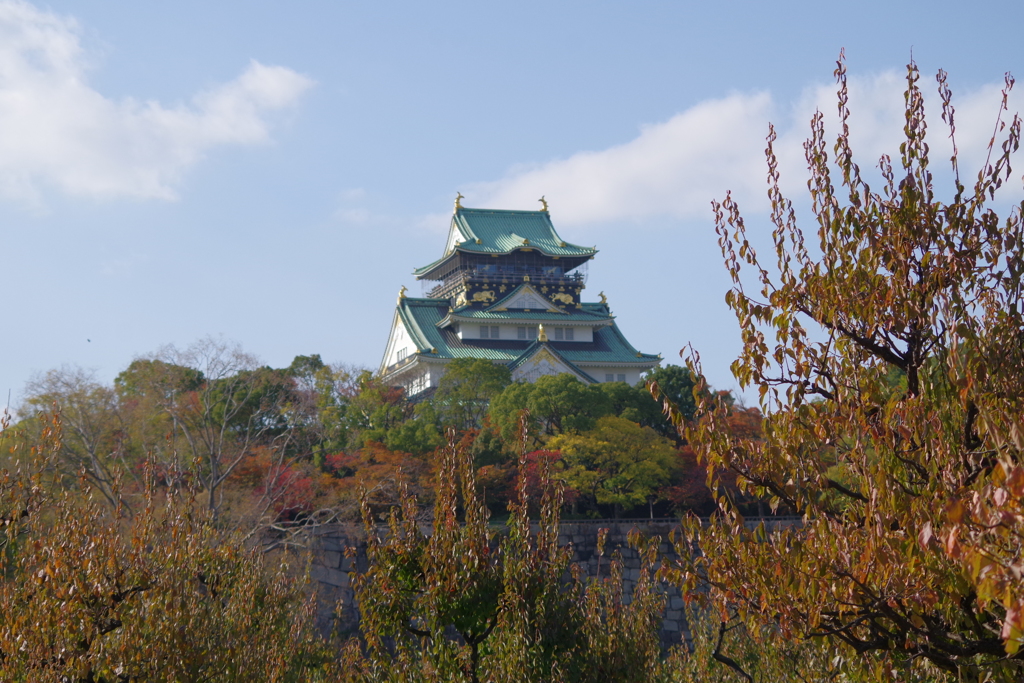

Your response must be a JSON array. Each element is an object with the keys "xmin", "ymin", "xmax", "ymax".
[{"xmin": 426, "ymin": 265, "xmax": 586, "ymax": 299}]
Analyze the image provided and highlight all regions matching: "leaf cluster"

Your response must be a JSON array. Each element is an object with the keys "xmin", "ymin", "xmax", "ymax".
[{"xmin": 654, "ymin": 53, "xmax": 1024, "ymax": 678}]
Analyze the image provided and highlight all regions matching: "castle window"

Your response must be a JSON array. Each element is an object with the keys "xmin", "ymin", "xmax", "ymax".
[
  {"xmin": 479, "ymin": 326, "xmax": 499, "ymax": 339},
  {"xmin": 617, "ymin": 374, "xmax": 626, "ymax": 382},
  {"xmin": 554, "ymin": 327, "xmax": 563, "ymax": 340},
  {"xmin": 518, "ymin": 327, "xmax": 527, "ymax": 339},
  {"xmin": 398, "ymin": 348, "xmax": 407, "ymax": 361},
  {"xmin": 605, "ymin": 373, "xmax": 614, "ymax": 382},
  {"xmin": 565, "ymin": 327, "xmax": 574, "ymax": 341}
]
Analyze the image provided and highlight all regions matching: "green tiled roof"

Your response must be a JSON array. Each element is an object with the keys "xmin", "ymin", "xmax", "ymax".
[
  {"xmin": 413, "ymin": 208, "xmax": 596, "ymax": 277},
  {"xmin": 395, "ymin": 297, "xmax": 658, "ymax": 367},
  {"xmin": 452, "ymin": 208, "xmax": 595, "ymax": 257},
  {"xmin": 397, "ymin": 298, "xmax": 520, "ymax": 361},
  {"xmin": 561, "ymin": 319, "xmax": 660, "ymax": 366}
]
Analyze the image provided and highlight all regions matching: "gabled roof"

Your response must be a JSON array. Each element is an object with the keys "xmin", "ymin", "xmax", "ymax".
[
  {"xmin": 507, "ymin": 340, "xmax": 598, "ymax": 384},
  {"xmin": 414, "ymin": 208, "xmax": 596, "ymax": 278},
  {"xmin": 486, "ymin": 283, "xmax": 563, "ymax": 313}
]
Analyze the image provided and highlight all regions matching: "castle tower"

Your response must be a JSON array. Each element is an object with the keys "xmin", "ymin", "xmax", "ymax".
[{"xmin": 379, "ymin": 201, "xmax": 660, "ymax": 396}]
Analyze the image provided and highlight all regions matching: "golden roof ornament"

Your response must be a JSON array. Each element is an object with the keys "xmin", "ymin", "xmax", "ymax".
[
  {"xmin": 599, "ymin": 291, "xmax": 608, "ymax": 304},
  {"xmin": 398, "ymin": 285, "xmax": 408, "ymax": 302},
  {"xmin": 454, "ymin": 192, "xmax": 464, "ymax": 213},
  {"xmin": 537, "ymin": 324, "xmax": 548, "ymax": 342},
  {"xmin": 538, "ymin": 196, "xmax": 549, "ymax": 212}
]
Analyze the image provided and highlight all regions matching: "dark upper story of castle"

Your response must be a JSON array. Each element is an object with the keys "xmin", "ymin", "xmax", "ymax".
[{"xmin": 413, "ymin": 206, "xmax": 597, "ymax": 301}]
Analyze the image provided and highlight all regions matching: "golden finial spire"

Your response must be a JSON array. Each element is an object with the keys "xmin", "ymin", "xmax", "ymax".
[
  {"xmin": 538, "ymin": 196, "xmax": 549, "ymax": 212},
  {"xmin": 398, "ymin": 285, "xmax": 408, "ymax": 303},
  {"xmin": 537, "ymin": 324, "xmax": 548, "ymax": 342},
  {"xmin": 599, "ymin": 291, "xmax": 608, "ymax": 304},
  {"xmin": 454, "ymin": 192, "xmax": 464, "ymax": 213}
]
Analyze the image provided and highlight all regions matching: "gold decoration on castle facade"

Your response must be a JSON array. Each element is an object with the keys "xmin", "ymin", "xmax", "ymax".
[{"xmin": 551, "ymin": 292, "xmax": 573, "ymax": 305}]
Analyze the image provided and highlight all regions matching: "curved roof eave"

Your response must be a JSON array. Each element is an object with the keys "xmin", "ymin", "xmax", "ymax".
[{"xmin": 413, "ymin": 246, "xmax": 596, "ymax": 280}]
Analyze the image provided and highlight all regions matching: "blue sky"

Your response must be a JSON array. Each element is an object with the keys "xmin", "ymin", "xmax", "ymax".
[{"xmin": 2, "ymin": 0, "xmax": 1023, "ymax": 407}]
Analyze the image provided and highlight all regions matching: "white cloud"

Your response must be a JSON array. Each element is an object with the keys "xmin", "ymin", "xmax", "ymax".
[
  {"xmin": 467, "ymin": 69, "xmax": 1023, "ymax": 227},
  {"xmin": 0, "ymin": 0, "xmax": 314, "ymax": 202},
  {"xmin": 468, "ymin": 92, "xmax": 774, "ymax": 224},
  {"xmin": 779, "ymin": 72, "xmax": 1022, "ymax": 196}
]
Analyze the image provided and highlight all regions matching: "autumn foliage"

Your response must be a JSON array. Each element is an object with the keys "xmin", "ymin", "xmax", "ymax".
[
  {"xmin": 652, "ymin": 54, "xmax": 1024, "ymax": 679},
  {"xmin": 0, "ymin": 413, "xmax": 329, "ymax": 682}
]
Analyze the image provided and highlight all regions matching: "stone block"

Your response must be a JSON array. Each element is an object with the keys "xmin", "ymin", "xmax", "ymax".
[
  {"xmin": 320, "ymin": 537, "xmax": 346, "ymax": 552},
  {"xmin": 311, "ymin": 564, "xmax": 349, "ymax": 588},
  {"xmin": 662, "ymin": 619, "xmax": 679, "ymax": 632},
  {"xmin": 322, "ymin": 551, "xmax": 342, "ymax": 568}
]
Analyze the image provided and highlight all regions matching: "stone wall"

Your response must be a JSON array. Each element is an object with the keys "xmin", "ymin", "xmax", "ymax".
[{"xmin": 309, "ymin": 517, "xmax": 801, "ymax": 648}]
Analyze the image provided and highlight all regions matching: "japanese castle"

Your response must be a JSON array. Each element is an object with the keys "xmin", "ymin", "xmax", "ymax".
[{"xmin": 379, "ymin": 197, "xmax": 660, "ymax": 396}]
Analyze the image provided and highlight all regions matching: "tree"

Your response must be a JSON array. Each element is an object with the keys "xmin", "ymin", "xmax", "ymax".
[
  {"xmin": 115, "ymin": 357, "xmax": 203, "ymax": 487},
  {"xmin": 20, "ymin": 365, "xmax": 128, "ymax": 509},
  {"xmin": 343, "ymin": 370, "xmax": 411, "ymax": 449},
  {"xmin": 432, "ymin": 358, "xmax": 511, "ymax": 432},
  {"xmin": 116, "ymin": 337, "xmax": 293, "ymax": 519},
  {"xmin": 640, "ymin": 365, "xmax": 703, "ymax": 442},
  {"xmin": 549, "ymin": 416, "xmax": 676, "ymax": 518},
  {"xmin": 343, "ymin": 424, "xmax": 667, "ymax": 683},
  {"xmin": 595, "ymin": 381, "xmax": 662, "ymax": 433},
  {"xmin": 488, "ymin": 374, "xmax": 613, "ymax": 443},
  {"xmin": 515, "ymin": 449, "xmax": 578, "ymax": 516},
  {"xmin": 654, "ymin": 55, "xmax": 1024, "ymax": 678},
  {"xmin": 661, "ymin": 407, "xmax": 764, "ymax": 516},
  {"xmin": 0, "ymin": 414, "xmax": 329, "ymax": 682},
  {"xmin": 285, "ymin": 355, "xmax": 363, "ymax": 460}
]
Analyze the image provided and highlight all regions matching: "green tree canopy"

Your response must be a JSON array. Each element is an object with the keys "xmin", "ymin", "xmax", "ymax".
[
  {"xmin": 549, "ymin": 416, "xmax": 676, "ymax": 518},
  {"xmin": 432, "ymin": 358, "xmax": 511, "ymax": 432},
  {"xmin": 344, "ymin": 370, "xmax": 412, "ymax": 449},
  {"xmin": 641, "ymin": 365, "xmax": 703, "ymax": 440},
  {"xmin": 488, "ymin": 374, "xmax": 613, "ymax": 444}
]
